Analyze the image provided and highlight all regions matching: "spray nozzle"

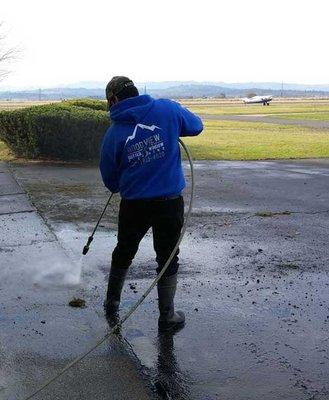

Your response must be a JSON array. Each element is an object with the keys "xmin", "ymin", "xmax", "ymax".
[{"xmin": 82, "ymin": 236, "xmax": 93, "ymax": 255}]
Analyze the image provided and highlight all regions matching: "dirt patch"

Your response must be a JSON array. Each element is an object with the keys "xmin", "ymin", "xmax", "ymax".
[
  {"xmin": 255, "ymin": 210, "xmax": 292, "ymax": 217},
  {"xmin": 68, "ymin": 297, "xmax": 86, "ymax": 308},
  {"xmin": 278, "ymin": 262, "xmax": 299, "ymax": 269}
]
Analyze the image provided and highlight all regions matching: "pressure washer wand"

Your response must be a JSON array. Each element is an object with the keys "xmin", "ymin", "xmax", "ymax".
[{"xmin": 82, "ymin": 192, "xmax": 114, "ymax": 255}]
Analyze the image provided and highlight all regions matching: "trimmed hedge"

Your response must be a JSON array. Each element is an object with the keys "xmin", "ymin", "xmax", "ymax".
[
  {"xmin": 62, "ymin": 98, "xmax": 107, "ymax": 111},
  {"xmin": 0, "ymin": 102, "xmax": 110, "ymax": 160}
]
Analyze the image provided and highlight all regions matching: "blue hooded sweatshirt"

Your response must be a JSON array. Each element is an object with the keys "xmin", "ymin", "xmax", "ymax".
[{"xmin": 100, "ymin": 95, "xmax": 203, "ymax": 200}]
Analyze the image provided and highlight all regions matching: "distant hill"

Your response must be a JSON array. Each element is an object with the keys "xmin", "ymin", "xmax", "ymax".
[
  {"xmin": 138, "ymin": 81, "xmax": 329, "ymax": 92},
  {"xmin": 1, "ymin": 81, "xmax": 329, "ymax": 101}
]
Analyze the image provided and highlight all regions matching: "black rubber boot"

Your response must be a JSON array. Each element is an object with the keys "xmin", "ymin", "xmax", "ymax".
[
  {"xmin": 104, "ymin": 266, "xmax": 128, "ymax": 318},
  {"xmin": 157, "ymin": 273, "xmax": 185, "ymax": 332}
]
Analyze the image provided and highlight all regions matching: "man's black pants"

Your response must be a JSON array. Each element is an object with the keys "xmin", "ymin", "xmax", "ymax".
[{"xmin": 112, "ymin": 196, "xmax": 184, "ymax": 276}]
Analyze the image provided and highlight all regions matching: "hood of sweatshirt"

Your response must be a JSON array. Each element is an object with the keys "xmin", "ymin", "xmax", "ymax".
[{"xmin": 109, "ymin": 94, "xmax": 154, "ymax": 123}]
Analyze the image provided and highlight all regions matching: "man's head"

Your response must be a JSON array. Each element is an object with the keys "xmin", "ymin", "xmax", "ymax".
[{"xmin": 105, "ymin": 76, "xmax": 139, "ymax": 110}]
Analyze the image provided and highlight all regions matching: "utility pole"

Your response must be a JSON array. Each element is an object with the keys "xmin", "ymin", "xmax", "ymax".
[
  {"xmin": 38, "ymin": 88, "xmax": 42, "ymax": 101},
  {"xmin": 281, "ymin": 81, "xmax": 283, "ymax": 98},
  {"xmin": 144, "ymin": 85, "xmax": 146, "ymax": 94}
]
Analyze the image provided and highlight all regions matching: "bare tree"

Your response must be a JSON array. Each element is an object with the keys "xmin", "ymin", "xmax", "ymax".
[{"xmin": 0, "ymin": 23, "xmax": 17, "ymax": 82}]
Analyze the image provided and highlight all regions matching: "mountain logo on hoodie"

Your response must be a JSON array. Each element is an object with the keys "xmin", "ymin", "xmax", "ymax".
[{"xmin": 125, "ymin": 123, "xmax": 161, "ymax": 145}]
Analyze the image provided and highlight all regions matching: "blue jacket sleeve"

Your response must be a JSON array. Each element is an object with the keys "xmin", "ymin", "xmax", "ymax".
[
  {"xmin": 175, "ymin": 102, "xmax": 203, "ymax": 137},
  {"xmin": 99, "ymin": 128, "xmax": 120, "ymax": 193}
]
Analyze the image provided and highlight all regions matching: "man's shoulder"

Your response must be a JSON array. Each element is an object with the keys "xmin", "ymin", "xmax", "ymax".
[
  {"xmin": 104, "ymin": 124, "xmax": 115, "ymax": 138},
  {"xmin": 103, "ymin": 123, "xmax": 121, "ymax": 141},
  {"xmin": 153, "ymin": 98, "xmax": 179, "ymax": 111},
  {"xmin": 107, "ymin": 121, "xmax": 135, "ymax": 132},
  {"xmin": 154, "ymin": 97, "xmax": 175, "ymax": 105}
]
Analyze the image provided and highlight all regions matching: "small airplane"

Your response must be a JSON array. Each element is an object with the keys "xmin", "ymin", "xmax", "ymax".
[{"xmin": 242, "ymin": 95, "xmax": 273, "ymax": 106}]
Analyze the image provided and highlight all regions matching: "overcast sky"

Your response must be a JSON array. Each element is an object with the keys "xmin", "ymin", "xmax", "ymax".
[{"xmin": 1, "ymin": 0, "xmax": 328, "ymax": 89}]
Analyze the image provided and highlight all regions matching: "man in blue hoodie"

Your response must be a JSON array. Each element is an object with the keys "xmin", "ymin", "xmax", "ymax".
[{"xmin": 100, "ymin": 76, "xmax": 203, "ymax": 332}]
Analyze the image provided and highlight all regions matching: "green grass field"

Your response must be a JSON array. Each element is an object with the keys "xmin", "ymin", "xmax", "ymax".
[
  {"xmin": 274, "ymin": 112, "xmax": 329, "ymax": 121},
  {"xmin": 0, "ymin": 100, "xmax": 57, "ymax": 111},
  {"xmin": 1, "ymin": 99, "xmax": 329, "ymax": 161},
  {"xmin": 183, "ymin": 120, "xmax": 329, "ymax": 160},
  {"xmin": 185, "ymin": 101, "xmax": 329, "ymax": 116}
]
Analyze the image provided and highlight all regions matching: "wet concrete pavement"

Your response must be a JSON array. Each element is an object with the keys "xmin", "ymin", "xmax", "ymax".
[
  {"xmin": 0, "ymin": 163, "xmax": 154, "ymax": 400},
  {"xmin": 202, "ymin": 113, "xmax": 329, "ymax": 129},
  {"xmin": 10, "ymin": 159, "xmax": 329, "ymax": 400}
]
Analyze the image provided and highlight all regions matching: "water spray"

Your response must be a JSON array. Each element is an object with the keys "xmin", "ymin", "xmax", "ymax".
[{"xmin": 23, "ymin": 139, "xmax": 194, "ymax": 400}]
